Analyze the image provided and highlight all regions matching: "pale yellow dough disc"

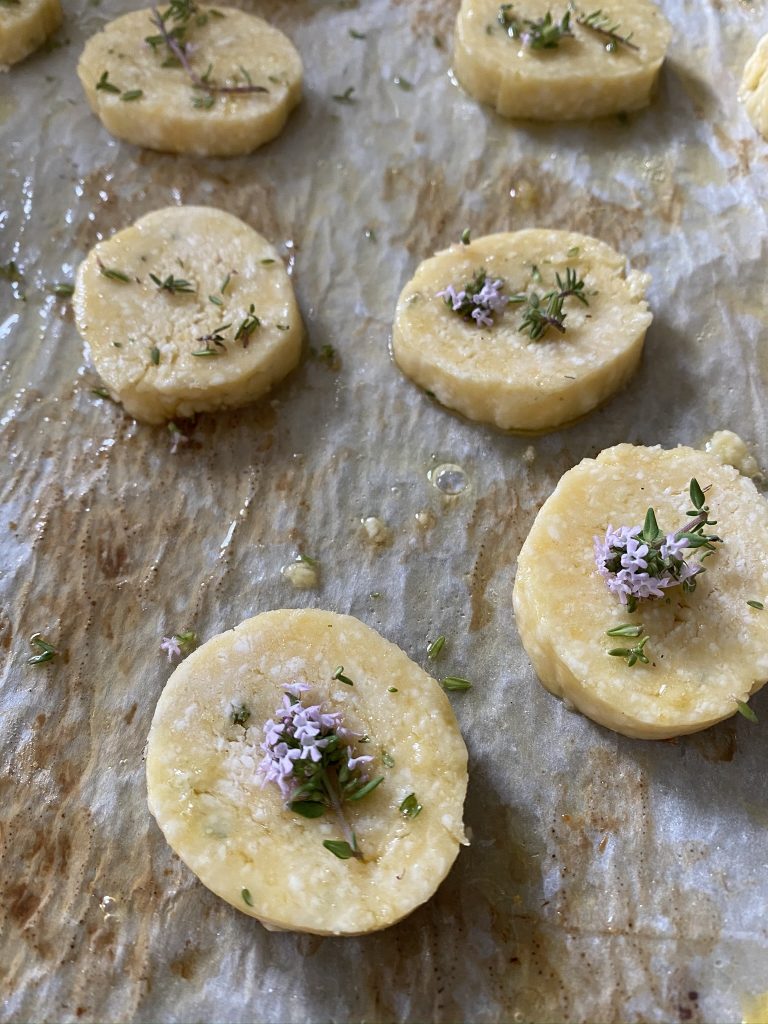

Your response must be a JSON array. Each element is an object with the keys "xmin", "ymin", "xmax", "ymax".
[
  {"xmin": 146, "ymin": 609, "xmax": 469, "ymax": 936},
  {"xmin": 77, "ymin": 6, "xmax": 302, "ymax": 156},
  {"xmin": 392, "ymin": 229, "xmax": 652, "ymax": 433},
  {"xmin": 453, "ymin": 0, "xmax": 671, "ymax": 120},
  {"xmin": 73, "ymin": 206, "xmax": 302, "ymax": 424},
  {"xmin": 0, "ymin": 0, "xmax": 61, "ymax": 68},
  {"xmin": 513, "ymin": 444, "xmax": 768, "ymax": 740},
  {"xmin": 739, "ymin": 33, "xmax": 768, "ymax": 140}
]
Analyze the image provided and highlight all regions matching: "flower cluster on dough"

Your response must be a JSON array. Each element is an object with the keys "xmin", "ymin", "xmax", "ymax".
[
  {"xmin": 437, "ymin": 268, "xmax": 508, "ymax": 327},
  {"xmin": 594, "ymin": 524, "xmax": 702, "ymax": 607},
  {"xmin": 257, "ymin": 682, "xmax": 372, "ymax": 800}
]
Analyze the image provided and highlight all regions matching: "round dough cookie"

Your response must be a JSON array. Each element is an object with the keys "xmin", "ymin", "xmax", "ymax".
[
  {"xmin": 0, "ymin": 0, "xmax": 61, "ymax": 68},
  {"xmin": 452, "ymin": 0, "xmax": 671, "ymax": 120},
  {"xmin": 392, "ymin": 229, "xmax": 652, "ymax": 433},
  {"xmin": 73, "ymin": 206, "xmax": 302, "ymax": 424},
  {"xmin": 77, "ymin": 5, "xmax": 302, "ymax": 156},
  {"xmin": 513, "ymin": 444, "xmax": 768, "ymax": 739},
  {"xmin": 739, "ymin": 33, "xmax": 768, "ymax": 140},
  {"xmin": 146, "ymin": 609, "xmax": 469, "ymax": 935}
]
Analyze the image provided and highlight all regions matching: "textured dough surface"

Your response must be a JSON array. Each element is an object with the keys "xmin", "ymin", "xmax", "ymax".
[
  {"xmin": 740, "ymin": 33, "xmax": 768, "ymax": 140},
  {"xmin": 73, "ymin": 206, "xmax": 302, "ymax": 424},
  {"xmin": 513, "ymin": 444, "xmax": 768, "ymax": 739},
  {"xmin": 392, "ymin": 230, "xmax": 652, "ymax": 432},
  {"xmin": 77, "ymin": 6, "xmax": 302, "ymax": 156},
  {"xmin": 146, "ymin": 609, "xmax": 469, "ymax": 936},
  {"xmin": 453, "ymin": 0, "xmax": 671, "ymax": 120},
  {"xmin": 0, "ymin": 0, "xmax": 61, "ymax": 68}
]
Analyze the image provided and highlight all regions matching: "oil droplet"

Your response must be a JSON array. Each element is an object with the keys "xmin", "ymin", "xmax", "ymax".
[
  {"xmin": 429, "ymin": 463, "xmax": 468, "ymax": 495},
  {"xmin": 99, "ymin": 895, "xmax": 119, "ymax": 921},
  {"xmin": 281, "ymin": 559, "xmax": 319, "ymax": 590}
]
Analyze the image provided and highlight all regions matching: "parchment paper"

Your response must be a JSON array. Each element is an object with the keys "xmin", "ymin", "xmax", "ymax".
[{"xmin": 3, "ymin": 0, "xmax": 768, "ymax": 1021}]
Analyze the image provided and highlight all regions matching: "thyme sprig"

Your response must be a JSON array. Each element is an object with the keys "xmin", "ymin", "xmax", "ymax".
[
  {"xmin": 147, "ymin": 1, "xmax": 269, "ymax": 105},
  {"xmin": 497, "ymin": 5, "xmax": 573, "ymax": 49},
  {"xmin": 573, "ymin": 6, "xmax": 638, "ymax": 52},
  {"xmin": 608, "ymin": 633, "xmax": 650, "ymax": 667},
  {"xmin": 27, "ymin": 633, "xmax": 58, "ymax": 665},
  {"xmin": 595, "ymin": 479, "xmax": 722, "ymax": 614},
  {"xmin": 258, "ymin": 684, "xmax": 384, "ymax": 861},
  {"xmin": 511, "ymin": 267, "xmax": 588, "ymax": 341},
  {"xmin": 150, "ymin": 271, "xmax": 195, "ymax": 294},
  {"xmin": 234, "ymin": 305, "xmax": 260, "ymax": 347}
]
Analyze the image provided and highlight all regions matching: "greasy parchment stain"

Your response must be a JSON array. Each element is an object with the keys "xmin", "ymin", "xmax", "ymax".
[{"xmin": 3, "ymin": 0, "xmax": 768, "ymax": 1021}]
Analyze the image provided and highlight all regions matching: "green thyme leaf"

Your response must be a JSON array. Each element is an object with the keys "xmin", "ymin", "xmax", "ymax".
[
  {"xmin": 441, "ymin": 676, "xmax": 472, "ymax": 691},
  {"xmin": 748, "ymin": 600, "xmax": 765, "ymax": 610},
  {"xmin": 290, "ymin": 800, "xmax": 326, "ymax": 818},
  {"xmin": 349, "ymin": 28, "xmax": 366, "ymax": 38},
  {"xmin": 461, "ymin": 228, "xmax": 471, "ymax": 245},
  {"xmin": 690, "ymin": 478, "xmax": 706, "ymax": 511},
  {"xmin": 323, "ymin": 839, "xmax": 355, "ymax": 859},
  {"xmin": 427, "ymin": 635, "xmax": 446, "ymax": 659},
  {"xmin": 382, "ymin": 750, "xmax": 395, "ymax": 768},
  {"xmin": 241, "ymin": 888, "xmax": 254, "ymax": 906},
  {"xmin": 606, "ymin": 623, "xmax": 644, "ymax": 638},
  {"xmin": 98, "ymin": 261, "xmax": 131, "ymax": 283},
  {"xmin": 393, "ymin": 75, "xmax": 413, "ymax": 91},
  {"xmin": 643, "ymin": 507, "xmax": 660, "ymax": 541},
  {"xmin": 52, "ymin": 283, "xmax": 74, "ymax": 297},
  {"xmin": 735, "ymin": 699, "xmax": 758, "ymax": 723},
  {"xmin": 399, "ymin": 792, "xmax": 422, "ymax": 818},
  {"xmin": 209, "ymin": 294, "xmax": 223, "ymax": 306},
  {"xmin": 121, "ymin": 89, "xmax": 144, "ymax": 101},
  {"xmin": 347, "ymin": 775, "xmax": 384, "ymax": 802},
  {"xmin": 150, "ymin": 345, "xmax": 160, "ymax": 365},
  {"xmin": 91, "ymin": 387, "xmax": 112, "ymax": 400},
  {"xmin": 96, "ymin": 70, "xmax": 120, "ymax": 93},
  {"xmin": 333, "ymin": 665, "xmax": 354, "ymax": 686},
  {"xmin": 332, "ymin": 86, "xmax": 356, "ymax": 103}
]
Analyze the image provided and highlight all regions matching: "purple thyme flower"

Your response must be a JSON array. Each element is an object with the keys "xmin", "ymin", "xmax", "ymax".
[
  {"xmin": 660, "ymin": 533, "xmax": 688, "ymax": 561},
  {"xmin": 438, "ymin": 271, "xmax": 508, "ymax": 327},
  {"xmin": 160, "ymin": 636, "xmax": 181, "ymax": 662}
]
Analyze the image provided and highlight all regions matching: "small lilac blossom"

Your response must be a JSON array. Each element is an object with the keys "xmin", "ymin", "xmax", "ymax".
[
  {"xmin": 160, "ymin": 636, "xmax": 181, "ymax": 662},
  {"xmin": 474, "ymin": 277, "xmax": 507, "ymax": 312},
  {"xmin": 620, "ymin": 536, "xmax": 649, "ymax": 572},
  {"xmin": 471, "ymin": 307, "xmax": 494, "ymax": 327},
  {"xmin": 347, "ymin": 753, "xmax": 374, "ymax": 771},
  {"xmin": 436, "ymin": 285, "xmax": 466, "ymax": 311},
  {"xmin": 660, "ymin": 533, "xmax": 688, "ymax": 561}
]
